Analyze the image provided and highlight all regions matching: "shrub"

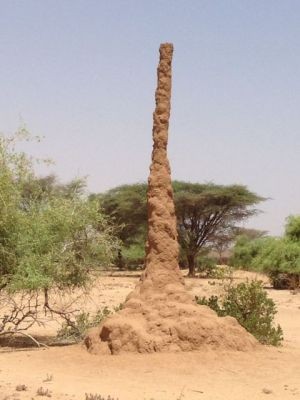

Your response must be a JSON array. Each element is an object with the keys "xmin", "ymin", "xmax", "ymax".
[
  {"xmin": 16, "ymin": 384, "xmax": 27, "ymax": 391},
  {"xmin": 229, "ymin": 235, "xmax": 272, "ymax": 270},
  {"xmin": 195, "ymin": 254, "xmax": 233, "ymax": 279},
  {"xmin": 253, "ymin": 238, "xmax": 300, "ymax": 289},
  {"xmin": 230, "ymin": 229, "xmax": 300, "ymax": 289},
  {"xmin": 56, "ymin": 307, "xmax": 111, "ymax": 342},
  {"xmin": 121, "ymin": 243, "xmax": 145, "ymax": 270},
  {"xmin": 196, "ymin": 254, "xmax": 218, "ymax": 276},
  {"xmin": 268, "ymin": 272, "xmax": 299, "ymax": 290},
  {"xmin": 285, "ymin": 215, "xmax": 300, "ymax": 242},
  {"xmin": 196, "ymin": 280, "xmax": 283, "ymax": 346},
  {"xmin": 37, "ymin": 387, "xmax": 52, "ymax": 397}
]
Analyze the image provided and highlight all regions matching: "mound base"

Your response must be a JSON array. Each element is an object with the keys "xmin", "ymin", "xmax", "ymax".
[{"xmin": 84, "ymin": 286, "xmax": 257, "ymax": 355}]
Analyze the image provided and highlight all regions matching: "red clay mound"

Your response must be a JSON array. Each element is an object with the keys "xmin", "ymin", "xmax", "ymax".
[{"xmin": 85, "ymin": 43, "xmax": 257, "ymax": 355}]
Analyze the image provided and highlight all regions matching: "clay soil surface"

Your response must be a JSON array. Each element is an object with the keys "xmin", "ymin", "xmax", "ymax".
[{"xmin": 0, "ymin": 270, "xmax": 300, "ymax": 400}]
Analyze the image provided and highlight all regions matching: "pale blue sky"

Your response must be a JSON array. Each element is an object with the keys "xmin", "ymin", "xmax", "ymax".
[{"xmin": 1, "ymin": 1, "xmax": 299, "ymax": 235}]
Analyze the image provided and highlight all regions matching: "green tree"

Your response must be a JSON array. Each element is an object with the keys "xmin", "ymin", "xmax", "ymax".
[
  {"xmin": 234, "ymin": 227, "xmax": 267, "ymax": 240},
  {"xmin": 21, "ymin": 174, "xmax": 87, "ymax": 206},
  {"xmin": 173, "ymin": 182, "xmax": 263, "ymax": 276},
  {"xmin": 91, "ymin": 184, "xmax": 147, "ymax": 268},
  {"xmin": 210, "ymin": 226, "xmax": 267, "ymax": 264},
  {"xmin": 230, "ymin": 235, "xmax": 272, "ymax": 270},
  {"xmin": 0, "ymin": 131, "xmax": 118, "ymax": 296},
  {"xmin": 231, "ymin": 216, "xmax": 300, "ymax": 289},
  {"xmin": 253, "ymin": 238, "xmax": 300, "ymax": 289},
  {"xmin": 93, "ymin": 183, "xmax": 147, "ymax": 246},
  {"xmin": 285, "ymin": 215, "xmax": 300, "ymax": 242}
]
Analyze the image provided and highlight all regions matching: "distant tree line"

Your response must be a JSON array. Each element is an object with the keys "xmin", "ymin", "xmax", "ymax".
[
  {"xmin": 91, "ymin": 181, "xmax": 264, "ymax": 276},
  {"xmin": 231, "ymin": 215, "xmax": 300, "ymax": 289}
]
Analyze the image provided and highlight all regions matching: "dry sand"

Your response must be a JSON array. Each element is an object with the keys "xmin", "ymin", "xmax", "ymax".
[{"xmin": 0, "ymin": 271, "xmax": 300, "ymax": 400}]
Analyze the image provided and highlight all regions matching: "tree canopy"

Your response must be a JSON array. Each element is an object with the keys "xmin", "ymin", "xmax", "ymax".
[
  {"xmin": 173, "ymin": 181, "xmax": 263, "ymax": 275},
  {"xmin": 91, "ymin": 183, "xmax": 147, "ymax": 246},
  {"xmin": 285, "ymin": 215, "xmax": 300, "ymax": 242},
  {"xmin": 0, "ymin": 132, "xmax": 119, "ymax": 292}
]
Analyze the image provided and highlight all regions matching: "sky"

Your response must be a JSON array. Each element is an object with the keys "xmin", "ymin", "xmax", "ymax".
[{"xmin": 0, "ymin": 0, "xmax": 299, "ymax": 235}]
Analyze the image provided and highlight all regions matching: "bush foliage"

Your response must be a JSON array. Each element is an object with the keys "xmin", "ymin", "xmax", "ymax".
[
  {"xmin": 196, "ymin": 280, "xmax": 283, "ymax": 346},
  {"xmin": 121, "ymin": 243, "xmax": 145, "ymax": 270},
  {"xmin": 0, "ymin": 131, "xmax": 119, "ymax": 292},
  {"xmin": 196, "ymin": 253, "xmax": 218, "ymax": 277},
  {"xmin": 230, "ymin": 216, "xmax": 300, "ymax": 289},
  {"xmin": 57, "ymin": 307, "xmax": 111, "ymax": 342}
]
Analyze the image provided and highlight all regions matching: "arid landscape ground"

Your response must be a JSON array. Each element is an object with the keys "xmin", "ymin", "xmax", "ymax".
[{"xmin": 0, "ymin": 270, "xmax": 299, "ymax": 400}]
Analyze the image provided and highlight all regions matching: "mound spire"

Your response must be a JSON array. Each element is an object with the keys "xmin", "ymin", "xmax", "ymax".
[{"xmin": 84, "ymin": 44, "xmax": 257, "ymax": 354}]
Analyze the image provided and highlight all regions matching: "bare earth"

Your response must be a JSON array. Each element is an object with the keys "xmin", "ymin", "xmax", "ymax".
[{"xmin": 0, "ymin": 270, "xmax": 299, "ymax": 400}]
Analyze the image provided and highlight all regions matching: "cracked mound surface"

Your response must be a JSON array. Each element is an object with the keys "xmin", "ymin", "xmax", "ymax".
[{"xmin": 85, "ymin": 287, "xmax": 257, "ymax": 354}]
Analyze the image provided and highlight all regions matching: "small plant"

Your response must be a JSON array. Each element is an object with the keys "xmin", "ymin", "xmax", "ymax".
[
  {"xmin": 208, "ymin": 265, "xmax": 234, "ymax": 280},
  {"xmin": 113, "ymin": 303, "xmax": 123, "ymax": 312},
  {"xmin": 16, "ymin": 384, "xmax": 27, "ymax": 391},
  {"xmin": 268, "ymin": 271, "xmax": 299, "ymax": 290},
  {"xmin": 57, "ymin": 307, "xmax": 111, "ymax": 342},
  {"xmin": 196, "ymin": 280, "xmax": 283, "ymax": 346},
  {"xmin": 85, "ymin": 394, "xmax": 119, "ymax": 400},
  {"xmin": 37, "ymin": 387, "xmax": 52, "ymax": 397},
  {"xmin": 43, "ymin": 373, "xmax": 53, "ymax": 382},
  {"xmin": 196, "ymin": 254, "xmax": 217, "ymax": 277}
]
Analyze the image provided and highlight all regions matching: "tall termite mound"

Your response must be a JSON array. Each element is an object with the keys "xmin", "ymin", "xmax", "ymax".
[{"xmin": 85, "ymin": 43, "xmax": 257, "ymax": 354}]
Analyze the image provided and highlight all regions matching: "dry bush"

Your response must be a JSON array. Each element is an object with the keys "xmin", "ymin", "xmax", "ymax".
[
  {"xmin": 37, "ymin": 387, "xmax": 52, "ymax": 397},
  {"xmin": 15, "ymin": 384, "xmax": 27, "ymax": 391}
]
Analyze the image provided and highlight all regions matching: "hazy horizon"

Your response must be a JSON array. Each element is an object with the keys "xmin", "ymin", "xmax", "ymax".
[{"xmin": 1, "ymin": 1, "xmax": 300, "ymax": 236}]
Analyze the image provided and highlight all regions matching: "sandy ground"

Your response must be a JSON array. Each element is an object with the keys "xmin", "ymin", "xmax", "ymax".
[{"xmin": 0, "ymin": 270, "xmax": 300, "ymax": 400}]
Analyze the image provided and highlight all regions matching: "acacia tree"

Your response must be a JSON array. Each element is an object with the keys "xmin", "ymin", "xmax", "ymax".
[
  {"xmin": 173, "ymin": 182, "xmax": 264, "ymax": 275},
  {"xmin": 211, "ymin": 227, "xmax": 237, "ymax": 264},
  {"xmin": 96, "ymin": 181, "xmax": 263, "ymax": 276},
  {"xmin": 91, "ymin": 183, "xmax": 147, "ymax": 246}
]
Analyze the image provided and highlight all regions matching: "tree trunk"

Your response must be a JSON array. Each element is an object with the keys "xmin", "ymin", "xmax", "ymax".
[
  {"xmin": 187, "ymin": 254, "xmax": 196, "ymax": 277},
  {"xmin": 116, "ymin": 249, "xmax": 125, "ymax": 270},
  {"xmin": 217, "ymin": 249, "xmax": 224, "ymax": 265}
]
